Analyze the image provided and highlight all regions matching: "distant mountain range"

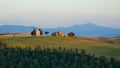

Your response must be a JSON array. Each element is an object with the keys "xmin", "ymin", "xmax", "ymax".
[{"xmin": 0, "ymin": 23, "xmax": 120, "ymax": 37}]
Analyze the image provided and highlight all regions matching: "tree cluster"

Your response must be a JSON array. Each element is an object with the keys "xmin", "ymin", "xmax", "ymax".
[
  {"xmin": 0, "ymin": 46, "xmax": 119, "ymax": 68},
  {"xmin": 67, "ymin": 32, "xmax": 75, "ymax": 37}
]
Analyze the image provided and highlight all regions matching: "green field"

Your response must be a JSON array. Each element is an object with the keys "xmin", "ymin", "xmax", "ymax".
[{"xmin": 2, "ymin": 36, "xmax": 120, "ymax": 59}]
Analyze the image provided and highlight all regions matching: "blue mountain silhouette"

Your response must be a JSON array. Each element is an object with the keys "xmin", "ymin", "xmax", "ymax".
[{"xmin": 0, "ymin": 23, "xmax": 120, "ymax": 37}]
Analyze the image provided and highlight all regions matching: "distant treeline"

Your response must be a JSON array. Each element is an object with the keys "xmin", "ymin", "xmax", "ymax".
[{"xmin": 0, "ymin": 46, "xmax": 119, "ymax": 68}]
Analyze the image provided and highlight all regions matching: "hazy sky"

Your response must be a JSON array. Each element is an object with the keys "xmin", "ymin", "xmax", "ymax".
[{"xmin": 0, "ymin": 0, "xmax": 120, "ymax": 28}]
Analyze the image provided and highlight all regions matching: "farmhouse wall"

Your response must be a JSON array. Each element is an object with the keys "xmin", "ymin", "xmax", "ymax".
[{"xmin": 35, "ymin": 30, "xmax": 41, "ymax": 36}]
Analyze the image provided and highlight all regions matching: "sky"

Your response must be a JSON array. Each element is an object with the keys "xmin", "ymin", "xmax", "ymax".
[{"xmin": 0, "ymin": 0, "xmax": 120, "ymax": 28}]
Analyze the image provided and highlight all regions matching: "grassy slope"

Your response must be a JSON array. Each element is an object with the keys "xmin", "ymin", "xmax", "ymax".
[{"xmin": 3, "ymin": 36, "xmax": 120, "ymax": 59}]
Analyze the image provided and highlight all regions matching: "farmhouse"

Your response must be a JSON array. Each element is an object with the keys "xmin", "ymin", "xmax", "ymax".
[
  {"xmin": 51, "ymin": 31, "xmax": 67, "ymax": 37},
  {"xmin": 31, "ymin": 29, "xmax": 42, "ymax": 36}
]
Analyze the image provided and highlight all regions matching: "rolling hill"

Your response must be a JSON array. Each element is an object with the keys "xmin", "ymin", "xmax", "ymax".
[{"xmin": 3, "ymin": 37, "xmax": 120, "ymax": 59}]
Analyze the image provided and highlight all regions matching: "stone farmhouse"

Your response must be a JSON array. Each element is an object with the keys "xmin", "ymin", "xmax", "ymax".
[
  {"xmin": 51, "ymin": 31, "xmax": 67, "ymax": 37},
  {"xmin": 31, "ymin": 29, "xmax": 42, "ymax": 36}
]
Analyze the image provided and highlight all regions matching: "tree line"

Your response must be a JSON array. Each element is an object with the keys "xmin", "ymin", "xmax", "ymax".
[{"xmin": 0, "ymin": 45, "xmax": 119, "ymax": 68}]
